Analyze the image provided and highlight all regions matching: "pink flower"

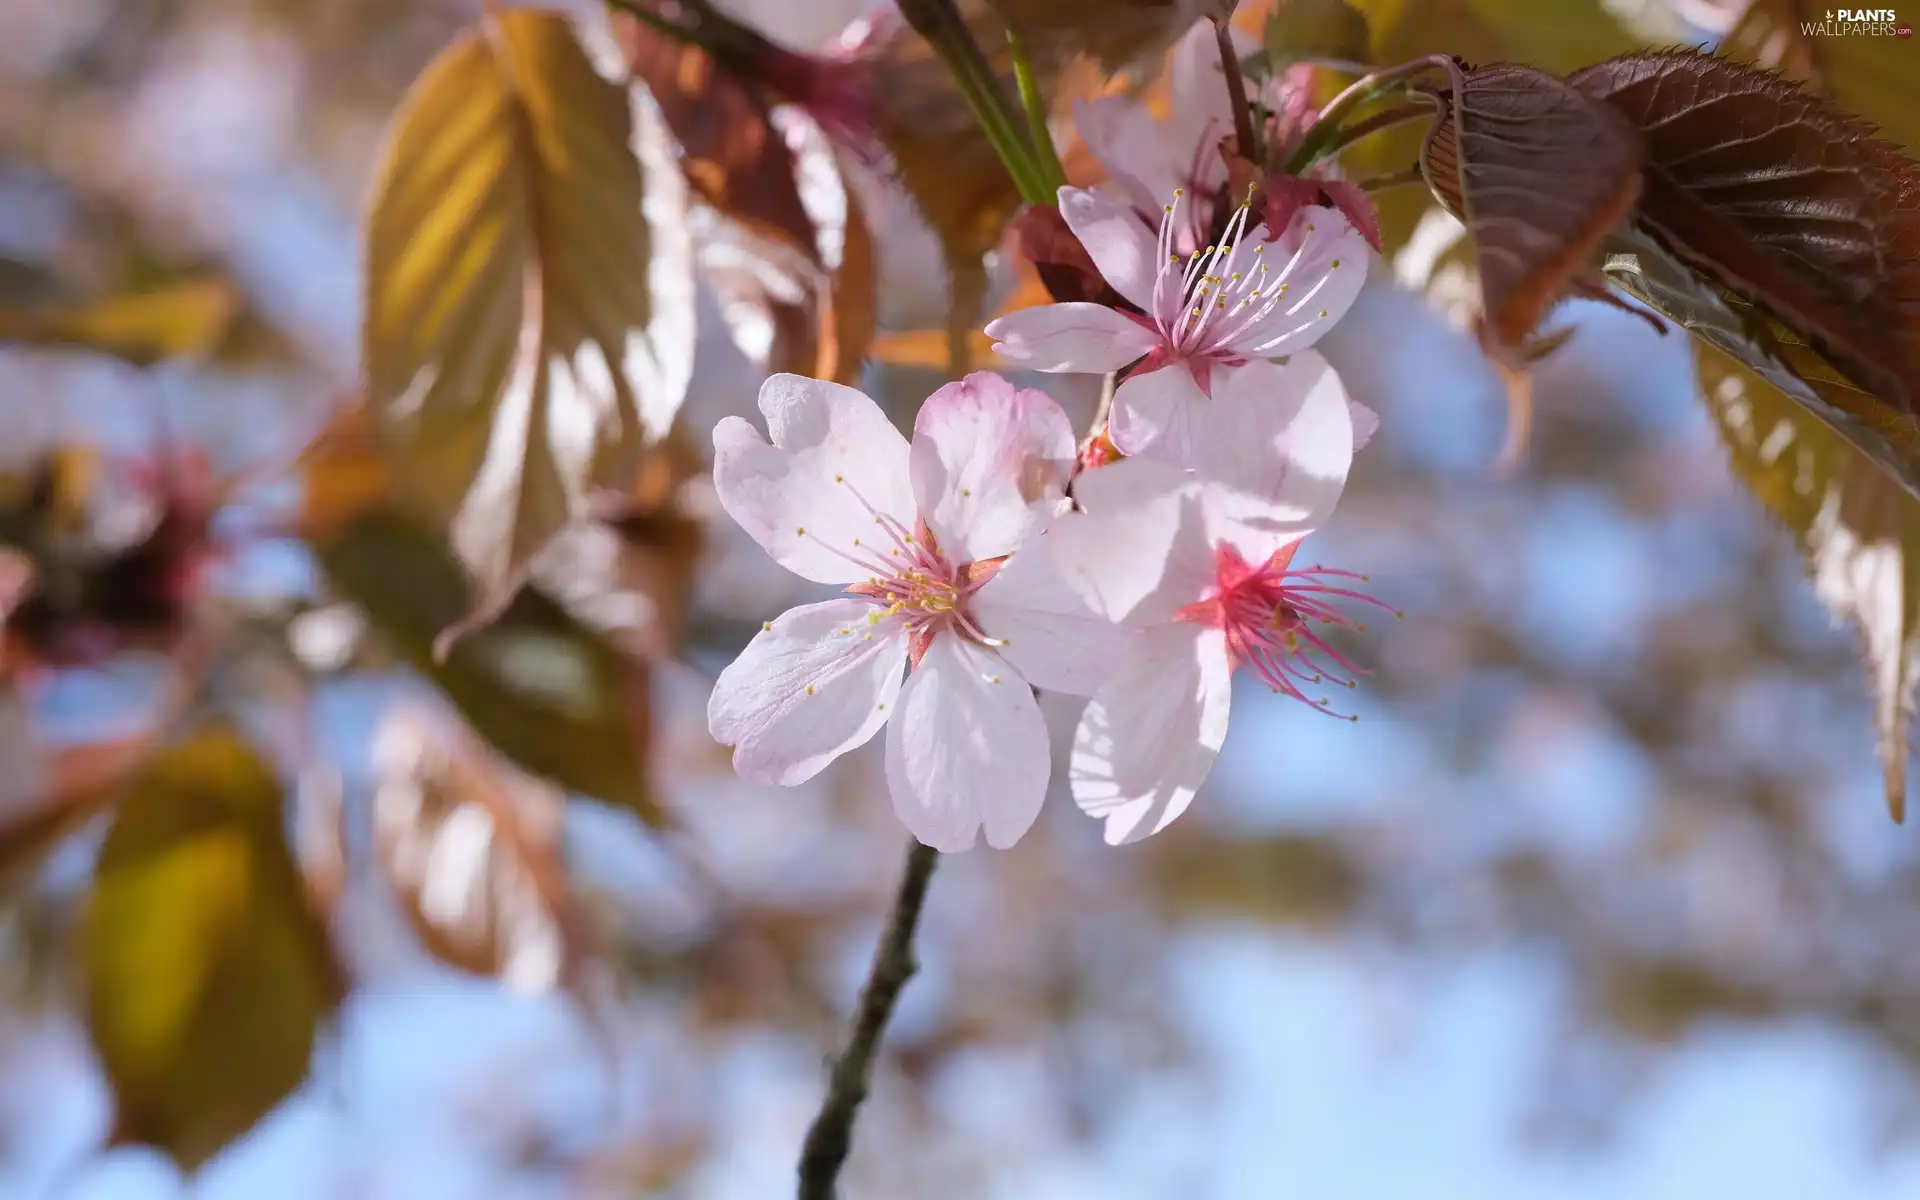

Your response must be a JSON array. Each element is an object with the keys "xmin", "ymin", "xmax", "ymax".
[
  {"xmin": 1071, "ymin": 20, "xmax": 1248, "ymax": 255},
  {"xmin": 1047, "ymin": 452, "xmax": 1390, "ymax": 845},
  {"xmin": 986, "ymin": 186, "xmax": 1368, "ymax": 488},
  {"xmin": 708, "ymin": 372, "xmax": 1129, "ymax": 852}
]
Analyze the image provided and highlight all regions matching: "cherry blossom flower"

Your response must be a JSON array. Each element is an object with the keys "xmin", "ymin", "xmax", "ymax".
[
  {"xmin": 707, "ymin": 372, "xmax": 1129, "ymax": 852},
  {"xmin": 1047, "ymin": 447, "xmax": 1390, "ymax": 846},
  {"xmin": 985, "ymin": 186, "xmax": 1368, "ymax": 487}
]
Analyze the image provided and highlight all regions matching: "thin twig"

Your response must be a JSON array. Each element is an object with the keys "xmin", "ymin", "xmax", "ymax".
[
  {"xmin": 796, "ymin": 840, "xmax": 940, "ymax": 1199},
  {"xmin": 1214, "ymin": 18, "xmax": 1258, "ymax": 159}
]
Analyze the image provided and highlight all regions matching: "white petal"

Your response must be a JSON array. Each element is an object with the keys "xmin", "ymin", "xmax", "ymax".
[
  {"xmin": 1226, "ymin": 205, "xmax": 1369, "ymax": 358},
  {"xmin": 1108, "ymin": 363, "xmax": 1206, "ymax": 460},
  {"xmin": 1187, "ymin": 355, "xmax": 1354, "ymax": 556},
  {"xmin": 1071, "ymin": 96, "xmax": 1175, "ymax": 214},
  {"xmin": 1057, "ymin": 186, "xmax": 1160, "ymax": 311},
  {"xmin": 708, "ymin": 598, "xmax": 907, "ymax": 786},
  {"xmin": 910, "ymin": 371, "xmax": 1074, "ymax": 564},
  {"xmin": 1048, "ymin": 457, "xmax": 1217, "ymax": 627},
  {"xmin": 1071, "ymin": 622, "xmax": 1233, "ymax": 845},
  {"xmin": 712, "ymin": 374, "xmax": 915, "ymax": 584},
  {"xmin": 971, "ymin": 531, "xmax": 1139, "ymax": 696},
  {"xmin": 986, "ymin": 303, "xmax": 1161, "ymax": 374},
  {"xmin": 885, "ymin": 636, "xmax": 1051, "ymax": 851}
]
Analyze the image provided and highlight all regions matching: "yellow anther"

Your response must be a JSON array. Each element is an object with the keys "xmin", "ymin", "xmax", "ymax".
[
  {"xmin": 1307, "ymin": 223, "xmax": 1316, "ymax": 232},
  {"xmin": 1280, "ymin": 283, "xmax": 1289, "ymax": 293},
  {"xmin": 1319, "ymin": 309, "xmax": 1328, "ymax": 318},
  {"xmin": 1173, "ymin": 187, "xmax": 1185, "ymax": 196},
  {"xmin": 806, "ymin": 684, "xmax": 815, "ymax": 696},
  {"xmin": 796, "ymin": 526, "xmax": 806, "ymax": 536},
  {"xmin": 1164, "ymin": 204, "xmax": 1173, "ymax": 213},
  {"xmin": 762, "ymin": 620, "xmax": 773, "ymax": 632},
  {"xmin": 834, "ymin": 474, "xmax": 844, "ymax": 482},
  {"xmin": 877, "ymin": 703, "xmax": 887, "ymax": 712},
  {"xmin": 1331, "ymin": 259, "xmax": 1341, "ymax": 269},
  {"xmin": 867, "ymin": 611, "xmax": 882, "ymax": 624}
]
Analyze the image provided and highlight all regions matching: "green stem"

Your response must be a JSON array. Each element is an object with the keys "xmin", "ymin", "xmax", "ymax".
[
  {"xmin": 1006, "ymin": 23, "xmax": 1067, "ymax": 193},
  {"xmin": 898, "ymin": 0, "xmax": 1053, "ymax": 205},
  {"xmin": 1283, "ymin": 55, "xmax": 1461, "ymax": 176}
]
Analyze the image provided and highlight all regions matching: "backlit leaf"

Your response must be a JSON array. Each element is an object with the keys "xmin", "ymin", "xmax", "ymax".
[
  {"xmin": 363, "ymin": 10, "xmax": 690, "ymax": 615},
  {"xmin": 1701, "ymin": 350, "xmax": 1920, "ymax": 822},
  {"xmin": 0, "ymin": 276, "xmax": 240, "ymax": 366},
  {"xmin": 1715, "ymin": 0, "xmax": 1920, "ymax": 152},
  {"xmin": 621, "ymin": 18, "xmax": 818, "ymax": 256},
  {"xmin": 83, "ymin": 726, "xmax": 342, "ymax": 1171},
  {"xmin": 301, "ymin": 408, "xmax": 662, "ymax": 825},
  {"xmin": 372, "ymin": 704, "xmax": 590, "ymax": 989}
]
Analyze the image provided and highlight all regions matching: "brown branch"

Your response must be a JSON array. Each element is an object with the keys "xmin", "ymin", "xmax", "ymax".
[
  {"xmin": 795, "ymin": 839, "xmax": 940, "ymax": 1199},
  {"xmin": 1214, "ymin": 18, "xmax": 1258, "ymax": 160}
]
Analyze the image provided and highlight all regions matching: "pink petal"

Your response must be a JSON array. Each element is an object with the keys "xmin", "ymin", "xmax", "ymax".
[
  {"xmin": 1057, "ymin": 187, "xmax": 1160, "ymax": 311},
  {"xmin": 1071, "ymin": 96, "xmax": 1171, "ymax": 215},
  {"xmin": 1049, "ymin": 457, "xmax": 1217, "ymax": 627},
  {"xmin": 909, "ymin": 371, "xmax": 1074, "ymax": 564},
  {"xmin": 986, "ymin": 303, "xmax": 1161, "ymax": 374},
  {"xmin": 1108, "ymin": 362, "xmax": 1206, "ymax": 460},
  {"xmin": 708, "ymin": 598, "xmax": 909, "ymax": 786},
  {"xmin": 884, "ymin": 635, "xmax": 1051, "ymax": 851},
  {"xmin": 971, "ymin": 530, "xmax": 1139, "ymax": 696},
  {"xmin": 712, "ymin": 374, "xmax": 915, "ymax": 584},
  {"xmin": 1349, "ymin": 398, "xmax": 1380, "ymax": 452},
  {"xmin": 1186, "ymin": 355, "xmax": 1354, "ymax": 556},
  {"xmin": 1165, "ymin": 19, "xmax": 1250, "ymax": 193},
  {"xmin": 1071, "ymin": 622, "xmax": 1233, "ymax": 845},
  {"xmin": 1226, "ymin": 205, "xmax": 1368, "ymax": 358}
]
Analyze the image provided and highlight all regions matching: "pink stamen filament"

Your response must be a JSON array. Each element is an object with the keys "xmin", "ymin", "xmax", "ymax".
[{"xmin": 812, "ymin": 474, "xmax": 1002, "ymax": 647}]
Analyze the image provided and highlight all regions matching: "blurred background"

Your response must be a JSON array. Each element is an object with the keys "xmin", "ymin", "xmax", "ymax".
[{"xmin": 5, "ymin": 0, "xmax": 1920, "ymax": 1196}]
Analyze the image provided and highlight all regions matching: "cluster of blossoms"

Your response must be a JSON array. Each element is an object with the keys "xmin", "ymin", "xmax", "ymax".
[{"xmin": 707, "ymin": 21, "xmax": 1390, "ymax": 851}]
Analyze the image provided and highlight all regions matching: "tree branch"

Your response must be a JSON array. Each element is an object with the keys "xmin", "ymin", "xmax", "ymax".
[{"xmin": 795, "ymin": 839, "xmax": 940, "ymax": 1199}]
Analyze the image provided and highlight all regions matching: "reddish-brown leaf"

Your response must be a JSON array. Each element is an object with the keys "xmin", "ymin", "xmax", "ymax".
[
  {"xmin": 619, "ymin": 18, "xmax": 819, "ymax": 260},
  {"xmin": 1570, "ymin": 52, "xmax": 1920, "ymax": 425},
  {"xmin": 1422, "ymin": 63, "xmax": 1644, "ymax": 358},
  {"xmin": 1010, "ymin": 203, "xmax": 1127, "ymax": 308},
  {"xmin": 371, "ymin": 704, "xmax": 594, "ymax": 990}
]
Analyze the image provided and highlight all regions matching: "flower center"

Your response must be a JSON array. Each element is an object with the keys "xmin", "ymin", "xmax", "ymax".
[
  {"xmin": 1147, "ymin": 188, "xmax": 1337, "ymax": 367},
  {"xmin": 1177, "ymin": 542, "xmax": 1397, "ymax": 718},
  {"xmin": 802, "ymin": 476, "xmax": 998, "ymax": 650}
]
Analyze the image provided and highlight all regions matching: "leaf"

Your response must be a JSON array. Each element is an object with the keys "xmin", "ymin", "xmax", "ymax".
[
  {"xmin": 0, "ymin": 277, "xmax": 240, "ymax": 366},
  {"xmin": 1420, "ymin": 63, "xmax": 1644, "ymax": 358},
  {"xmin": 1700, "ymin": 349, "xmax": 1920, "ymax": 822},
  {"xmin": 83, "ymin": 726, "xmax": 342, "ymax": 1171},
  {"xmin": 620, "ymin": 18, "xmax": 819, "ymax": 256},
  {"xmin": 301, "ymin": 408, "xmax": 663, "ymax": 825},
  {"xmin": 1571, "ymin": 52, "xmax": 1920, "ymax": 487},
  {"xmin": 362, "ymin": 9, "xmax": 690, "ymax": 615},
  {"xmin": 1264, "ymin": 0, "xmax": 1370, "ymax": 70},
  {"xmin": 372, "ymin": 704, "xmax": 594, "ymax": 989},
  {"xmin": 1356, "ymin": 0, "xmax": 1645, "ymax": 74}
]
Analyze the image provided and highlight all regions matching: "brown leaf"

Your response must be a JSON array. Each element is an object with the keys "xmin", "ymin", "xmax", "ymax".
[
  {"xmin": 620, "ymin": 17, "xmax": 819, "ymax": 257},
  {"xmin": 1569, "ymin": 52, "xmax": 1920, "ymax": 435},
  {"xmin": 1420, "ymin": 63, "xmax": 1644, "ymax": 358},
  {"xmin": 1701, "ymin": 349, "xmax": 1920, "ymax": 822},
  {"xmin": 372, "ymin": 704, "xmax": 593, "ymax": 989},
  {"xmin": 362, "ymin": 10, "xmax": 691, "ymax": 617},
  {"xmin": 84, "ymin": 726, "xmax": 343, "ymax": 1171}
]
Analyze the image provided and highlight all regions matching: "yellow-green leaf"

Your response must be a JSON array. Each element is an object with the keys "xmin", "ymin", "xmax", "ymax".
[
  {"xmin": 363, "ymin": 10, "xmax": 688, "ymax": 614},
  {"xmin": 1702, "ymin": 350, "xmax": 1920, "ymax": 822},
  {"xmin": 0, "ymin": 277, "xmax": 239, "ymax": 366},
  {"xmin": 83, "ymin": 727, "xmax": 342, "ymax": 1172}
]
